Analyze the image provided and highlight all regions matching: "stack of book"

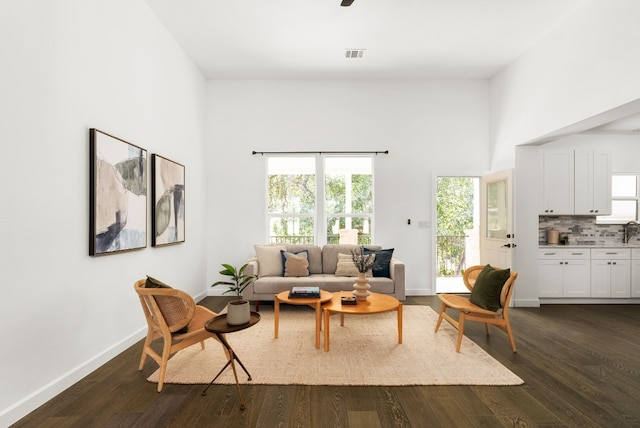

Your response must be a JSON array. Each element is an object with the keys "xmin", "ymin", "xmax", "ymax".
[{"xmin": 288, "ymin": 286, "xmax": 321, "ymax": 298}]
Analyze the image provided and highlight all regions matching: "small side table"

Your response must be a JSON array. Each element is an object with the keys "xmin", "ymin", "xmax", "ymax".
[
  {"xmin": 275, "ymin": 290, "xmax": 333, "ymax": 349},
  {"xmin": 202, "ymin": 312, "xmax": 260, "ymax": 410}
]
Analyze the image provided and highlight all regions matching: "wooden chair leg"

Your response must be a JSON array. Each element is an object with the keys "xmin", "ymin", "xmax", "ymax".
[
  {"xmin": 434, "ymin": 302, "xmax": 446, "ymax": 332},
  {"xmin": 504, "ymin": 320, "xmax": 517, "ymax": 352},
  {"xmin": 138, "ymin": 333, "xmax": 154, "ymax": 370},
  {"xmin": 456, "ymin": 313, "xmax": 466, "ymax": 352}
]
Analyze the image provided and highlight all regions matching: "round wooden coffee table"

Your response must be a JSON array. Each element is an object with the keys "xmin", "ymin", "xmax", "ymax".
[
  {"xmin": 274, "ymin": 289, "xmax": 333, "ymax": 349},
  {"xmin": 322, "ymin": 291, "xmax": 402, "ymax": 352}
]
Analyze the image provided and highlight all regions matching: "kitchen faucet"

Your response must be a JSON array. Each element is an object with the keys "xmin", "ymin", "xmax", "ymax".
[{"xmin": 624, "ymin": 221, "xmax": 639, "ymax": 244}]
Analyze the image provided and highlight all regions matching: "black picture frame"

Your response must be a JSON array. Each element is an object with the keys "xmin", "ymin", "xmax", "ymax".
[
  {"xmin": 151, "ymin": 154, "xmax": 185, "ymax": 247},
  {"xmin": 89, "ymin": 129, "xmax": 147, "ymax": 256}
]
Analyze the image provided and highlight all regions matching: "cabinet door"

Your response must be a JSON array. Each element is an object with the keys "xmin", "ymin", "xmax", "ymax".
[
  {"xmin": 574, "ymin": 150, "xmax": 611, "ymax": 215},
  {"xmin": 540, "ymin": 150, "xmax": 574, "ymax": 215},
  {"xmin": 590, "ymin": 259, "xmax": 611, "ymax": 297},
  {"xmin": 631, "ymin": 259, "xmax": 640, "ymax": 298},
  {"xmin": 610, "ymin": 259, "xmax": 630, "ymax": 298},
  {"xmin": 591, "ymin": 151, "xmax": 612, "ymax": 215},
  {"xmin": 538, "ymin": 259, "xmax": 564, "ymax": 297},
  {"xmin": 564, "ymin": 259, "xmax": 590, "ymax": 297}
]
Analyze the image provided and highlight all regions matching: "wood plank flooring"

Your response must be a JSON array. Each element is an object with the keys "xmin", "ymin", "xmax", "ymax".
[{"xmin": 11, "ymin": 296, "xmax": 640, "ymax": 427}]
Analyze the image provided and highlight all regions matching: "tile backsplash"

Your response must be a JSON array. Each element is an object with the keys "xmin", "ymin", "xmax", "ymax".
[{"xmin": 539, "ymin": 216, "xmax": 640, "ymax": 245}]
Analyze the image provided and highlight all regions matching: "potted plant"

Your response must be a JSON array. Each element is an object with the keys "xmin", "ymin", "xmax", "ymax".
[{"xmin": 211, "ymin": 263, "xmax": 256, "ymax": 325}]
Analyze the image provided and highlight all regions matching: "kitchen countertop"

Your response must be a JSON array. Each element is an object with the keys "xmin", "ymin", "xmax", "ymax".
[{"xmin": 539, "ymin": 243, "xmax": 640, "ymax": 248}]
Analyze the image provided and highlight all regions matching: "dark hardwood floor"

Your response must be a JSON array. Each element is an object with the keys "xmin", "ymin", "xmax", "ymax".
[{"xmin": 11, "ymin": 296, "xmax": 640, "ymax": 427}]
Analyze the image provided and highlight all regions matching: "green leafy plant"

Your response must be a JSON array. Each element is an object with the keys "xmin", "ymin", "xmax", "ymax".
[
  {"xmin": 351, "ymin": 247, "xmax": 376, "ymax": 273},
  {"xmin": 211, "ymin": 263, "xmax": 257, "ymax": 299}
]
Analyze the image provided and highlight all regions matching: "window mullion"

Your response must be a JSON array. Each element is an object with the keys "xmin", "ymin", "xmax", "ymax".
[{"xmin": 316, "ymin": 155, "xmax": 326, "ymax": 245}]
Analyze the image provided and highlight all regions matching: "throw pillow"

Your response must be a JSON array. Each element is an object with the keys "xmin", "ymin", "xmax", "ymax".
[
  {"xmin": 334, "ymin": 252, "xmax": 374, "ymax": 277},
  {"xmin": 254, "ymin": 244, "xmax": 287, "ymax": 277},
  {"xmin": 145, "ymin": 276, "xmax": 172, "ymax": 288},
  {"xmin": 469, "ymin": 264, "xmax": 511, "ymax": 312},
  {"xmin": 364, "ymin": 248, "xmax": 394, "ymax": 278},
  {"xmin": 280, "ymin": 250, "xmax": 310, "ymax": 277}
]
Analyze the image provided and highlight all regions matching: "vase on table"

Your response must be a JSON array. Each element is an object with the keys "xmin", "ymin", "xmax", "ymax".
[{"xmin": 352, "ymin": 272, "xmax": 371, "ymax": 301}]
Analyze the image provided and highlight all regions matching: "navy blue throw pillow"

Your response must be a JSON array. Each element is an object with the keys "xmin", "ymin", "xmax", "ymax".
[{"xmin": 364, "ymin": 248, "xmax": 394, "ymax": 278}]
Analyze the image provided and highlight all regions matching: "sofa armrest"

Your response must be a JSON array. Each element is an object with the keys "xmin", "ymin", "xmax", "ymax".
[
  {"xmin": 389, "ymin": 258, "xmax": 406, "ymax": 300},
  {"xmin": 244, "ymin": 257, "xmax": 258, "ymax": 276}
]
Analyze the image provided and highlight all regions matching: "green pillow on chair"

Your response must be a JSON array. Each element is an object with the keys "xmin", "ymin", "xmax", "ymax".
[
  {"xmin": 469, "ymin": 265, "xmax": 511, "ymax": 312},
  {"xmin": 145, "ymin": 276, "xmax": 172, "ymax": 288}
]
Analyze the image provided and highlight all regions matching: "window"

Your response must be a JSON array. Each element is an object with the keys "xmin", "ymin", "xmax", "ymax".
[
  {"xmin": 267, "ymin": 156, "xmax": 373, "ymax": 245},
  {"xmin": 597, "ymin": 174, "xmax": 639, "ymax": 224}
]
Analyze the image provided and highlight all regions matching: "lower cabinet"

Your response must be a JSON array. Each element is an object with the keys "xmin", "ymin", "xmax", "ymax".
[
  {"xmin": 590, "ymin": 249, "xmax": 631, "ymax": 298},
  {"xmin": 631, "ymin": 249, "xmax": 640, "ymax": 298},
  {"xmin": 538, "ymin": 249, "xmax": 590, "ymax": 298},
  {"xmin": 539, "ymin": 247, "xmax": 639, "ymax": 300}
]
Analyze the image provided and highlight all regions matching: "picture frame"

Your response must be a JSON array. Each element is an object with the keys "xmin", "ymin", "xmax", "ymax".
[
  {"xmin": 89, "ymin": 129, "xmax": 147, "ymax": 256},
  {"xmin": 151, "ymin": 154, "xmax": 185, "ymax": 246}
]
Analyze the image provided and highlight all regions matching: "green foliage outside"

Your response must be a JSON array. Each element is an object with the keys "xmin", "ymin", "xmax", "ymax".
[
  {"xmin": 268, "ymin": 172, "xmax": 372, "ymax": 244},
  {"xmin": 437, "ymin": 177, "xmax": 475, "ymax": 276}
]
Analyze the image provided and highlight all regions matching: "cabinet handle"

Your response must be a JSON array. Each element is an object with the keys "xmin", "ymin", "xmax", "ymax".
[
  {"xmin": 606, "ymin": 252, "xmax": 618, "ymax": 255},
  {"xmin": 564, "ymin": 261, "xmax": 568, "ymax": 265},
  {"xmin": 613, "ymin": 261, "xmax": 617, "ymax": 265},
  {"xmin": 608, "ymin": 261, "xmax": 611, "ymax": 265}
]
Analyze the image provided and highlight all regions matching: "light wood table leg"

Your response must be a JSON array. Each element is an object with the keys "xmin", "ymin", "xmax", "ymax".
[
  {"xmin": 397, "ymin": 303, "xmax": 403, "ymax": 344},
  {"xmin": 274, "ymin": 295, "xmax": 280, "ymax": 339},
  {"xmin": 314, "ymin": 301, "xmax": 321, "ymax": 349},
  {"xmin": 324, "ymin": 309, "xmax": 330, "ymax": 352}
]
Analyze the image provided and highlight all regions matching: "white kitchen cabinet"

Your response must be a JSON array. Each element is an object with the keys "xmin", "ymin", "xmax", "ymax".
[
  {"xmin": 574, "ymin": 150, "xmax": 612, "ymax": 215},
  {"xmin": 590, "ymin": 249, "xmax": 630, "ymax": 298},
  {"xmin": 540, "ymin": 149, "xmax": 611, "ymax": 216},
  {"xmin": 538, "ymin": 249, "xmax": 590, "ymax": 297},
  {"xmin": 540, "ymin": 150, "xmax": 574, "ymax": 215},
  {"xmin": 631, "ymin": 249, "xmax": 640, "ymax": 298}
]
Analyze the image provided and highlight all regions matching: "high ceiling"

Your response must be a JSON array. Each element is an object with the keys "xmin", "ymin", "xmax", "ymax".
[{"xmin": 145, "ymin": 0, "xmax": 586, "ymax": 80}]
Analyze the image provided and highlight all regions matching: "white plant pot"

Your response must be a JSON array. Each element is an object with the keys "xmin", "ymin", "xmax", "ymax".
[{"xmin": 226, "ymin": 300, "xmax": 251, "ymax": 325}]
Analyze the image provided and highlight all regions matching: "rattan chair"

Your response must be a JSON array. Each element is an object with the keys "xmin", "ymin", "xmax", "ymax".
[
  {"xmin": 434, "ymin": 265, "xmax": 518, "ymax": 352},
  {"xmin": 134, "ymin": 279, "xmax": 225, "ymax": 391}
]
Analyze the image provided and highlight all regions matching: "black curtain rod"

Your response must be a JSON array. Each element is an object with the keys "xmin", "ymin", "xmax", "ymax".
[{"xmin": 252, "ymin": 150, "xmax": 389, "ymax": 155}]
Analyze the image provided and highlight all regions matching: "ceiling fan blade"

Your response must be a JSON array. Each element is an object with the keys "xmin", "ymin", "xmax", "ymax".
[{"xmin": 341, "ymin": 0, "xmax": 355, "ymax": 6}]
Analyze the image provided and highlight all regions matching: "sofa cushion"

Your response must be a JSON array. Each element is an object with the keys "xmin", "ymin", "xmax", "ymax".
[
  {"xmin": 285, "ymin": 244, "xmax": 322, "ymax": 274},
  {"xmin": 469, "ymin": 264, "xmax": 511, "ymax": 312},
  {"xmin": 251, "ymin": 274, "xmax": 395, "ymax": 295},
  {"xmin": 322, "ymin": 244, "xmax": 381, "ymax": 274},
  {"xmin": 254, "ymin": 244, "xmax": 287, "ymax": 276},
  {"xmin": 364, "ymin": 248, "xmax": 394, "ymax": 278},
  {"xmin": 281, "ymin": 250, "xmax": 310, "ymax": 277}
]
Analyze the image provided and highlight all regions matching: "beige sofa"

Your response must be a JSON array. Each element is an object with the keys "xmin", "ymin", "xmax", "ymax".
[{"xmin": 242, "ymin": 244, "xmax": 405, "ymax": 307}]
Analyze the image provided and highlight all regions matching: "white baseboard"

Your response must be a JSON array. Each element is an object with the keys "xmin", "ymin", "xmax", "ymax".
[
  {"xmin": 0, "ymin": 327, "xmax": 147, "ymax": 428},
  {"xmin": 513, "ymin": 298, "xmax": 541, "ymax": 307},
  {"xmin": 406, "ymin": 288, "xmax": 434, "ymax": 296}
]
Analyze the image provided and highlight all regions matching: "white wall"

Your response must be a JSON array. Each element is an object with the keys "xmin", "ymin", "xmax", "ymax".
[
  {"xmin": 491, "ymin": 0, "xmax": 640, "ymax": 170},
  {"xmin": 491, "ymin": 1, "xmax": 640, "ymax": 305},
  {"xmin": 205, "ymin": 80, "xmax": 491, "ymax": 297},
  {"xmin": 0, "ymin": 1, "xmax": 207, "ymax": 425}
]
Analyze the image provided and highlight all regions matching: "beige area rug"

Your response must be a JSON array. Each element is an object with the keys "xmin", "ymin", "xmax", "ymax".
[{"xmin": 147, "ymin": 305, "xmax": 523, "ymax": 386}]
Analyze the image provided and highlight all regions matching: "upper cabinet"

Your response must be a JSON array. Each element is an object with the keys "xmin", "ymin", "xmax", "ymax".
[
  {"xmin": 574, "ymin": 150, "xmax": 612, "ymax": 215},
  {"xmin": 540, "ymin": 149, "xmax": 611, "ymax": 216},
  {"xmin": 540, "ymin": 149, "xmax": 574, "ymax": 215}
]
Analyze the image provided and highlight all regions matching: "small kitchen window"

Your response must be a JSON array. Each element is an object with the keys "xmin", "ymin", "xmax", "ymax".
[{"xmin": 597, "ymin": 174, "xmax": 639, "ymax": 224}]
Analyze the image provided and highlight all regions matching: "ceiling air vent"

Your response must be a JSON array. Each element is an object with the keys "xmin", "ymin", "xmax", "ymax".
[{"xmin": 345, "ymin": 49, "xmax": 365, "ymax": 59}]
